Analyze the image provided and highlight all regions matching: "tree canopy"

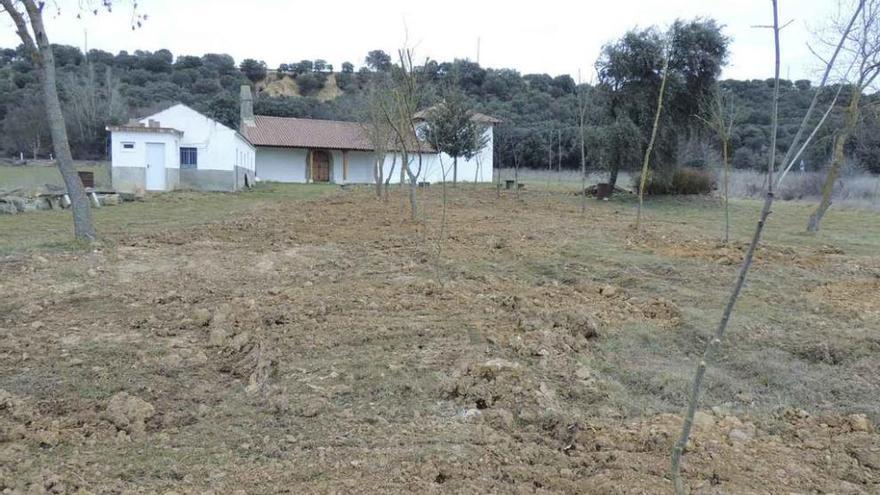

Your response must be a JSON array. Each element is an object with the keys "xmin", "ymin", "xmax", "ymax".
[{"xmin": 1, "ymin": 20, "xmax": 879, "ymax": 175}]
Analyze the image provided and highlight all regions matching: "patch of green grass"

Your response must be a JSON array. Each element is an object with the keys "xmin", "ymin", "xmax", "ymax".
[{"xmin": 0, "ymin": 182, "xmax": 336, "ymax": 255}]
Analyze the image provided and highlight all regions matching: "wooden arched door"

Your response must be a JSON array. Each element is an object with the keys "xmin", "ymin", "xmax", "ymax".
[{"xmin": 311, "ymin": 150, "xmax": 331, "ymax": 182}]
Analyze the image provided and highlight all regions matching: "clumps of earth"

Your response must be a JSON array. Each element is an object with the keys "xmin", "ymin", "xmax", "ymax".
[
  {"xmin": 0, "ymin": 388, "xmax": 157, "ymax": 493},
  {"xmin": 625, "ymin": 228, "xmax": 837, "ymax": 269},
  {"xmin": 508, "ymin": 309, "xmax": 600, "ymax": 357},
  {"xmin": 105, "ymin": 392, "xmax": 155, "ymax": 439},
  {"xmin": 198, "ymin": 302, "xmax": 278, "ymax": 395}
]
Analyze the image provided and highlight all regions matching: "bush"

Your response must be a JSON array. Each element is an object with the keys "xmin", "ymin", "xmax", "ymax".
[
  {"xmin": 296, "ymin": 72, "xmax": 326, "ymax": 95},
  {"xmin": 633, "ymin": 167, "xmax": 716, "ymax": 195}
]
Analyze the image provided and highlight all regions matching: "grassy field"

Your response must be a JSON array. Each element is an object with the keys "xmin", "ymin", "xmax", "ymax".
[
  {"xmin": 499, "ymin": 167, "xmax": 880, "ymax": 210},
  {"xmin": 0, "ymin": 179, "xmax": 878, "ymax": 493},
  {"xmin": 0, "ymin": 182, "xmax": 336, "ymax": 255}
]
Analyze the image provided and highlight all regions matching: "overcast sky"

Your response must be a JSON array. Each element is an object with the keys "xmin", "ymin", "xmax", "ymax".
[{"xmin": 0, "ymin": 0, "xmax": 845, "ymax": 81}]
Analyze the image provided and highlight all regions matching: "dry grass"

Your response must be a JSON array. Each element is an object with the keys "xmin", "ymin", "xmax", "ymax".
[
  {"xmin": 495, "ymin": 168, "xmax": 634, "ymax": 192},
  {"xmin": 729, "ymin": 169, "xmax": 880, "ymax": 209}
]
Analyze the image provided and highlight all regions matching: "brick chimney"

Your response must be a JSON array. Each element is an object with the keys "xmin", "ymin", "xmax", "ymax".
[{"xmin": 240, "ymin": 85, "xmax": 255, "ymax": 129}]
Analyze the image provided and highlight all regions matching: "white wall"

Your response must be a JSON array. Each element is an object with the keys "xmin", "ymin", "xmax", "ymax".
[
  {"xmin": 232, "ymin": 133, "xmax": 256, "ymax": 172},
  {"xmin": 110, "ymin": 131, "xmax": 179, "ymax": 170},
  {"xmin": 139, "ymin": 104, "xmax": 254, "ymax": 173},
  {"xmin": 257, "ymin": 147, "xmax": 308, "ymax": 182},
  {"xmin": 380, "ymin": 127, "xmax": 495, "ymax": 184},
  {"xmin": 346, "ymin": 151, "xmax": 377, "ymax": 183},
  {"xmin": 251, "ymin": 127, "xmax": 494, "ymax": 185}
]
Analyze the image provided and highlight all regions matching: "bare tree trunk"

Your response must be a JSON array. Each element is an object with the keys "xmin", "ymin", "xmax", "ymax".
[
  {"xmin": 384, "ymin": 154, "xmax": 397, "ymax": 202},
  {"xmin": 873, "ymin": 175, "xmax": 880, "ymax": 207},
  {"xmin": 436, "ymin": 156, "xmax": 449, "ymax": 259},
  {"xmin": 496, "ymin": 160, "xmax": 502, "ymax": 198},
  {"xmin": 514, "ymin": 153, "xmax": 521, "ymax": 200},
  {"xmin": 408, "ymin": 170, "xmax": 418, "ymax": 220},
  {"xmin": 3, "ymin": 0, "xmax": 96, "ymax": 241},
  {"xmin": 635, "ymin": 47, "xmax": 671, "ymax": 230},
  {"xmin": 722, "ymin": 138, "xmax": 730, "ymax": 243},
  {"xmin": 672, "ymin": 2, "xmax": 782, "ymax": 491},
  {"xmin": 452, "ymin": 156, "xmax": 458, "ymax": 187},
  {"xmin": 609, "ymin": 164, "xmax": 619, "ymax": 189},
  {"xmin": 580, "ymin": 123, "xmax": 587, "ymax": 216},
  {"xmin": 557, "ymin": 128, "xmax": 562, "ymax": 180},
  {"xmin": 807, "ymin": 86, "xmax": 862, "ymax": 232},
  {"xmin": 374, "ymin": 157, "xmax": 384, "ymax": 199}
]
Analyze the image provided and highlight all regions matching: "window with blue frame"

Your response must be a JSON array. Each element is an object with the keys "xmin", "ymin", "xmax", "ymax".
[{"xmin": 180, "ymin": 147, "xmax": 198, "ymax": 169}]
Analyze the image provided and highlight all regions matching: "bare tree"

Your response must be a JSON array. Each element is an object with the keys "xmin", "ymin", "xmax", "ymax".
[
  {"xmin": 361, "ymin": 77, "xmax": 395, "ymax": 199},
  {"xmin": 557, "ymin": 128, "xmax": 562, "ymax": 178},
  {"xmin": 379, "ymin": 45, "xmax": 426, "ymax": 221},
  {"xmin": 670, "ymin": 2, "xmax": 863, "ymax": 492},
  {"xmin": 1, "ymin": 2, "xmax": 119, "ymax": 239},
  {"xmin": 808, "ymin": 0, "xmax": 880, "ymax": 232},
  {"xmin": 1, "ymin": 1, "xmax": 144, "ymax": 239},
  {"xmin": 2, "ymin": 91, "xmax": 48, "ymax": 159},
  {"xmin": 635, "ymin": 38, "xmax": 672, "ymax": 230},
  {"xmin": 544, "ymin": 129, "xmax": 554, "ymax": 188},
  {"xmin": 697, "ymin": 87, "xmax": 738, "ymax": 243},
  {"xmin": 512, "ymin": 135, "xmax": 523, "ymax": 200},
  {"xmin": 64, "ymin": 63, "xmax": 127, "ymax": 156},
  {"xmin": 576, "ymin": 74, "xmax": 591, "ymax": 216}
]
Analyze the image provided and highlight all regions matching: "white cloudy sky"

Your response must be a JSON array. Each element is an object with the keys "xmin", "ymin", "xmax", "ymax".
[{"xmin": 0, "ymin": 0, "xmax": 847, "ymax": 81}]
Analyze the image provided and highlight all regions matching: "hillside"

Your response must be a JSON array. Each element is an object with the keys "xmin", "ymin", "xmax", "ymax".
[{"xmin": 1, "ymin": 39, "xmax": 878, "ymax": 175}]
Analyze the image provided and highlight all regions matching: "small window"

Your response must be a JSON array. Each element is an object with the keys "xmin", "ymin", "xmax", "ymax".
[
  {"xmin": 122, "ymin": 142, "xmax": 135, "ymax": 151},
  {"xmin": 180, "ymin": 147, "xmax": 198, "ymax": 169}
]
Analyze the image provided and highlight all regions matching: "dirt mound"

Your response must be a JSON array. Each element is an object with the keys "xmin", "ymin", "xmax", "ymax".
[
  {"xmin": 440, "ymin": 357, "xmax": 577, "ymax": 436},
  {"xmin": 627, "ymin": 229, "xmax": 830, "ymax": 268},
  {"xmin": 811, "ymin": 278, "xmax": 880, "ymax": 319}
]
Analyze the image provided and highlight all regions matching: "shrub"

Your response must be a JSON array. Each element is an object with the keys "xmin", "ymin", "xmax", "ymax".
[
  {"xmin": 633, "ymin": 167, "xmax": 716, "ymax": 195},
  {"xmin": 296, "ymin": 72, "xmax": 326, "ymax": 95}
]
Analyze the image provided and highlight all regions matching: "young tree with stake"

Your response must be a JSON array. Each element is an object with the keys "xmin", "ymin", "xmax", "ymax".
[
  {"xmin": 378, "ymin": 46, "xmax": 427, "ymax": 221},
  {"xmin": 576, "ymin": 75, "xmax": 591, "ymax": 216},
  {"xmin": 670, "ymin": 2, "xmax": 863, "ymax": 492},
  {"xmin": 635, "ymin": 36, "xmax": 672, "ymax": 231},
  {"xmin": 807, "ymin": 0, "xmax": 880, "ymax": 232},
  {"xmin": 697, "ymin": 87, "xmax": 738, "ymax": 243},
  {"xmin": 361, "ymin": 77, "xmax": 396, "ymax": 200}
]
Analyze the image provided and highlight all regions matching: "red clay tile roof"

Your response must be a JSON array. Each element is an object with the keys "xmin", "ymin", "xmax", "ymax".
[
  {"xmin": 243, "ymin": 115, "xmax": 436, "ymax": 152},
  {"xmin": 243, "ymin": 116, "xmax": 373, "ymax": 150}
]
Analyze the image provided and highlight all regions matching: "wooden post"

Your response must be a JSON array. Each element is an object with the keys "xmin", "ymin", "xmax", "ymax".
[
  {"xmin": 307, "ymin": 150, "xmax": 313, "ymax": 183},
  {"xmin": 343, "ymin": 150, "xmax": 349, "ymax": 184}
]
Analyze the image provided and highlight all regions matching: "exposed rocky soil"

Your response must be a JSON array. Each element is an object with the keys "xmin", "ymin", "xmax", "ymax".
[{"xmin": 1, "ymin": 188, "xmax": 878, "ymax": 494}]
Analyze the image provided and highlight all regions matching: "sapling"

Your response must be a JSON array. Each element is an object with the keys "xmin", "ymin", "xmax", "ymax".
[
  {"xmin": 697, "ymin": 88, "xmax": 738, "ymax": 243},
  {"xmin": 577, "ymin": 72, "xmax": 591, "ymax": 216},
  {"xmin": 808, "ymin": 0, "xmax": 879, "ymax": 232},
  {"xmin": 669, "ymin": 2, "xmax": 864, "ymax": 493},
  {"xmin": 635, "ymin": 37, "xmax": 672, "ymax": 230}
]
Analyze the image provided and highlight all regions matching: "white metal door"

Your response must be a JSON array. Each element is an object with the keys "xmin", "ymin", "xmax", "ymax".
[{"xmin": 145, "ymin": 143, "xmax": 166, "ymax": 191}]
